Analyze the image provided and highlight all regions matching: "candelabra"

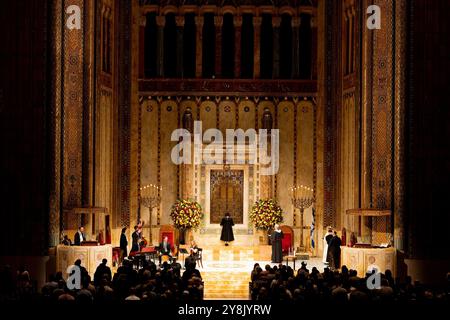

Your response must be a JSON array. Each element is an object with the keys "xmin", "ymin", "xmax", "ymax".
[
  {"xmin": 140, "ymin": 184, "xmax": 162, "ymax": 245},
  {"xmin": 291, "ymin": 185, "xmax": 315, "ymax": 252}
]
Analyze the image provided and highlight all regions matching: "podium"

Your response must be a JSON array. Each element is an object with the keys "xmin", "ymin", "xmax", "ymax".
[
  {"xmin": 342, "ymin": 208, "xmax": 396, "ymax": 276},
  {"xmin": 56, "ymin": 244, "xmax": 112, "ymax": 279}
]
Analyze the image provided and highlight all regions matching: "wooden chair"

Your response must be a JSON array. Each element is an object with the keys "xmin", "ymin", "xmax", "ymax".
[{"xmin": 195, "ymin": 248, "xmax": 203, "ymax": 268}]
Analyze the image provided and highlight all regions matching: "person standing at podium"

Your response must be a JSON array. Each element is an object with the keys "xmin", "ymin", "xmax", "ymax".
[
  {"xmin": 271, "ymin": 224, "xmax": 283, "ymax": 263},
  {"xmin": 74, "ymin": 226, "xmax": 85, "ymax": 246},
  {"xmin": 220, "ymin": 213, "xmax": 234, "ymax": 246}
]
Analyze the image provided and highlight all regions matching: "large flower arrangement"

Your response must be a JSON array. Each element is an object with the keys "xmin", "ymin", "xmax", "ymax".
[
  {"xmin": 170, "ymin": 199, "xmax": 203, "ymax": 229},
  {"xmin": 249, "ymin": 199, "xmax": 283, "ymax": 230}
]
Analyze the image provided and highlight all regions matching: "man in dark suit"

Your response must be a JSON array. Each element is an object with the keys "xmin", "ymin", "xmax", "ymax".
[
  {"xmin": 159, "ymin": 236, "xmax": 172, "ymax": 264},
  {"xmin": 120, "ymin": 227, "xmax": 128, "ymax": 260},
  {"xmin": 130, "ymin": 225, "xmax": 140, "ymax": 254},
  {"xmin": 328, "ymin": 231, "xmax": 342, "ymax": 270},
  {"xmin": 74, "ymin": 226, "xmax": 86, "ymax": 246}
]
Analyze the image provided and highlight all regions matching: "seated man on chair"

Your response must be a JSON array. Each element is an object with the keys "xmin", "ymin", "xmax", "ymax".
[{"xmin": 158, "ymin": 236, "xmax": 172, "ymax": 265}]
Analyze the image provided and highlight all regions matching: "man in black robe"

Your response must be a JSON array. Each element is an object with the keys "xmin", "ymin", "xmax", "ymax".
[
  {"xmin": 220, "ymin": 213, "xmax": 234, "ymax": 246},
  {"xmin": 120, "ymin": 227, "xmax": 128, "ymax": 260},
  {"xmin": 327, "ymin": 231, "xmax": 342, "ymax": 270},
  {"xmin": 324, "ymin": 228, "xmax": 334, "ymax": 265},
  {"xmin": 271, "ymin": 224, "xmax": 284, "ymax": 263}
]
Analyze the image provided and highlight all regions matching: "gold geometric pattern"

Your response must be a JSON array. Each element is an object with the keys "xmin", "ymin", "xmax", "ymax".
[
  {"xmin": 371, "ymin": 0, "xmax": 394, "ymax": 245},
  {"xmin": 63, "ymin": 0, "xmax": 85, "ymax": 229}
]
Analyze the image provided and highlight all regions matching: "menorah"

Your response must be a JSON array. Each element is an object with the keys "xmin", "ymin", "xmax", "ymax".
[
  {"xmin": 140, "ymin": 184, "xmax": 161, "ymax": 245},
  {"xmin": 291, "ymin": 185, "xmax": 315, "ymax": 252}
]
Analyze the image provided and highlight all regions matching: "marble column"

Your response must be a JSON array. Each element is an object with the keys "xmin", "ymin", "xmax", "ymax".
[
  {"xmin": 156, "ymin": 15, "xmax": 165, "ymax": 77},
  {"xmin": 234, "ymin": 15, "xmax": 242, "ymax": 78},
  {"xmin": 195, "ymin": 16, "xmax": 204, "ymax": 78},
  {"xmin": 139, "ymin": 14, "xmax": 146, "ymax": 78},
  {"xmin": 291, "ymin": 16, "xmax": 300, "ymax": 79},
  {"xmin": 214, "ymin": 15, "xmax": 223, "ymax": 78},
  {"xmin": 272, "ymin": 17, "xmax": 281, "ymax": 79},
  {"xmin": 253, "ymin": 16, "xmax": 262, "ymax": 79},
  {"xmin": 176, "ymin": 15, "xmax": 184, "ymax": 78}
]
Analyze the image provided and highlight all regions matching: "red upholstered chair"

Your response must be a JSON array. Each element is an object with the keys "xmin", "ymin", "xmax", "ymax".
[
  {"xmin": 159, "ymin": 225, "xmax": 177, "ymax": 248},
  {"xmin": 280, "ymin": 225, "xmax": 294, "ymax": 255}
]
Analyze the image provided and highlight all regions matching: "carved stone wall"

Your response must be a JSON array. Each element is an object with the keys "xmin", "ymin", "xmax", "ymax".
[
  {"xmin": 336, "ymin": 0, "xmax": 361, "ymax": 238},
  {"xmin": 138, "ymin": 96, "xmax": 317, "ymax": 246},
  {"xmin": 331, "ymin": 0, "xmax": 407, "ymax": 247},
  {"xmin": 337, "ymin": 91, "xmax": 360, "ymax": 235}
]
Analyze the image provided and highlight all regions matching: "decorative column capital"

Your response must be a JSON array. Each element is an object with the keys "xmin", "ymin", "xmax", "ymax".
[
  {"xmin": 344, "ymin": 8, "xmax": 352, "ymax": 20},
  {"xmin": 272, "ymin": 16, "xmax": 282, "ymax": 28},
  {"xmin": 156, "ymin": 15, "xmax": 166, "ymax": 27},
  {"xmin": 195, "ymin": 16, "xmax": 204, "ymax": 27},
  {"xmin": 175, "ymin": 15, "xmax": 185, "ymax": 27},
  {"xmin": 292, "ymin": 16, "xmax": 301, "ymax": 28},
  {"xmin": 214, "ymin": 16, "xmax": 223, "ymax": 27},
  {"xmin": 101, "ymin": 4, "xmax": 108, "ymax": 17},
  {"xmin": 253, "ymin": 16, "xmax": 262, "ymax": 27},
  {"xmin": 105, "ymin": 7, "xmax": 112, "ymax": 20},
  {"xmin": 234, "ymin": 15, "xmax": 243, "ymax": 27},
  {"xmin": 139, "ymin": 14, "xmax": 147, "ymax": 27}
]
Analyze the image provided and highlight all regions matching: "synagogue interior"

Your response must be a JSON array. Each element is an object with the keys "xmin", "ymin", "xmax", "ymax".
[{"xmin": 0, "ymin": 0, "xmax": 450, "ymax": 302}]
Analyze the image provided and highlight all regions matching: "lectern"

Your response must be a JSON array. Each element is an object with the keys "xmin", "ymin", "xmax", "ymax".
[
  {"xmin": 342, "ymin": 208, "xmax": 396, "ymax": 276},
  {"xmin": 71, "ymin": 206, "xmax": 108, "ymax": 241}
]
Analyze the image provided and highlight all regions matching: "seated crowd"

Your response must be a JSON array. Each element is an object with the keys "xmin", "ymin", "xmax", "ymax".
[
  {"xmin": 250, "ymin": 262, "xmax": 450, "ymax": 303},
  {"xmin": 0, "ymin": 258, "xmax": 203, "ymax": 303}
]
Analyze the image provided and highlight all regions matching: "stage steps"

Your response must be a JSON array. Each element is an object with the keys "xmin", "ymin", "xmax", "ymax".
[
  {"xmin": 200, "ymin": 245, "xmax": 271, "ymax": 261},
  {"xmin": 196, "ymin": 245, "xmax": 270, "ymax": 299}
]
